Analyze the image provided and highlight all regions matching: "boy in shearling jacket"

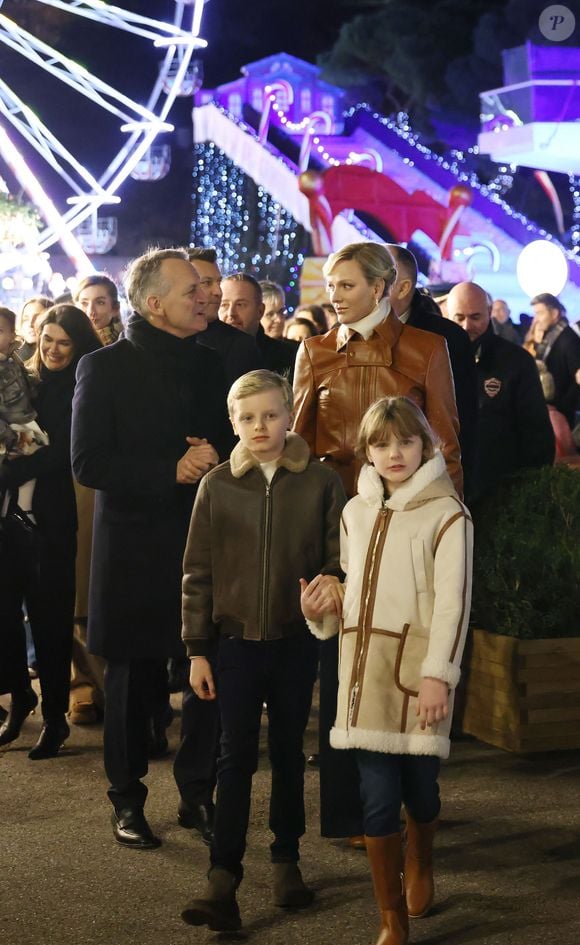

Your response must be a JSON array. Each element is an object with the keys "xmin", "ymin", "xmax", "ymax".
[{"xmin": 180, "ymin": 369, "xmax": 345, "ymax": 933}]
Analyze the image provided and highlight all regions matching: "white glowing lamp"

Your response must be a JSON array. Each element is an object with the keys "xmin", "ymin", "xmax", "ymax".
[{"xmin": 516, "ymin": 240, "xmax": 569, "ymax": 297}]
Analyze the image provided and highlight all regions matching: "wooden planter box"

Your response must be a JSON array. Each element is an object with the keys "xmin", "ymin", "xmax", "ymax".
[{"xmin": 461, "ymin": 629, "xmax": 580, "ymax": 752}]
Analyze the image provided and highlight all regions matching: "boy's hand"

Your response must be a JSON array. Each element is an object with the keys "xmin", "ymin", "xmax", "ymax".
[
  {"xmin": 189, "ymin": 657, "xmax": 216, "ymax": 700},
  {"xmin": 416, "ymin": 677, "xmax": 449, "ymax": 730},
  {"xmin": 176, "ymin": 437, "xmax": 219, "ymax": 484},
  {"xmin": 299, "ymin": 574, "xmax": 344, "ymax": 620}
]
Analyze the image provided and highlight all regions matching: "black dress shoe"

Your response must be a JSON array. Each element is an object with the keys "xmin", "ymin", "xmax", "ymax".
[
  {"xmin": 111, "ymin": 809, "xmax": 161, "ymax": 849},
  {"xmin": 28, "ymin": 718, "xmax": 70, "ymax": 760},
  {"xmin": 178, "ymin": 801, "xmax": 214, "ymax": 844},
  {"xmin": 0, "ymin": 688, "xmax": 38, "ymax": 747}
]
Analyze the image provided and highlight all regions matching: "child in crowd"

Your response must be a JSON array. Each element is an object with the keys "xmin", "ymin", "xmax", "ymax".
[
  {"xmin": 180, "ymin": 369, "xmax": 345, "ymax": 932},
  {"xmin": 0, "ymin": 307, "xmax": 49, "ymax": 526},
  {"xmin": 301, "ymin": 396, "xmax": 473, "ymax": 945}
]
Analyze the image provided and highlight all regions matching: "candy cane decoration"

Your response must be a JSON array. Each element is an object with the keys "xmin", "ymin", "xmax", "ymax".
[
  {"xmin": 348, "ymin": 149, "xmax": 384, "ymax": 173},
  {"xmin": 299, "ymin": 111, "xmax": 334, "ymax": 172},
  {"xmin": 258, "ymin": 80, "xmax": 294, "ymax": 145},
  {"xmin": 439, "ymin": 184, "xmax": 473, "ymax": 260},
  {"xmin": 298, "ymin": 170, "xmax": 334, "ymax": 256},
  {"xmin": 534, "ymin": 170, "xmax": 565, "ymax": 234}
]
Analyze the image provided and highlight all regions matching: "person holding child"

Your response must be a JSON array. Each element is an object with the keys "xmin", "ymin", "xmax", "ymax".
[
  {"xmin": 302, "ymin": 396, "xmax": 473, "ymax": 945},
  {"xmin": 0, "ymin": 305, "xmax": 101, "ymax": 758},
  {"xmin": 180, "ymin": 369, "xmax": 346, "ymax": 933}
]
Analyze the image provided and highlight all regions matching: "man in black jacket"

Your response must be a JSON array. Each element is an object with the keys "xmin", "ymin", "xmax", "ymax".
[
  {"xmin": 188, "ymin": 248, "xmax": 262, "ymax": 386},
  {"xmin": 387, "ymin": 245, "xmax": 478, "ymax": 500},
  {"xmin": 448, "ymin": 282, "xmax": 555, "ymax": 499},
  {"xmin": 72, "ymin": 248, "xmax": 233, "ymax": 850},
  {"xmin": 219, "ymin": 274, "xmax": 297, "ymax": 382},
  {"xmin": 531, "ymin": 292, "xmax": 580, "ymax": 428}
]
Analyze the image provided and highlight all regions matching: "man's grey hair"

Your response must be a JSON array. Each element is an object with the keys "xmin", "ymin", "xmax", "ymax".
[{"xmin": 125, "ymin": 247, "xmax": 189, "ymax": 315}]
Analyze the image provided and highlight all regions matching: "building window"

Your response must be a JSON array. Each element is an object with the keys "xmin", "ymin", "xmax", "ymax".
[
  {"xmin": 228, "ymin": 93, "xmax": 242, "ymax": 117},
  {"xmin": 251, "ymin": 88, "xmax": 263, "ymax": 111},
  {"xmin": 274, "ymin": 87, "xmax": 291, "ymax": 113},
  {"xmin": 321, "ymin": 94, "xmax": 334, "ymax": 117},
  {"xmin": 300, "ymin": 88, "xmax": 312, "ymax": 114}
]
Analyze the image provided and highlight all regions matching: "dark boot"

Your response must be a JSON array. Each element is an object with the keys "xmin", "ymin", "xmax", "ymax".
[
  {"xmin": 404, "ymin": 814, "xmax": 438, "ymax": 918},
  {"xmin": 181, "ymin": 867, "xmax": 241, "ymax": 931},
  {"xmin": 365, "ymin": 833, "xmax": 409, "ymax": 945},
  {"xmin": 28, "ymin": 717, "xmax": 70, "ymax": 760},
  {"xmin": 0, "ymin": 688, "xmax": 38, "ymax": 747},
  {"xmin": 272, "ymin": 862, "xmax": 315, "ymax": 908}
]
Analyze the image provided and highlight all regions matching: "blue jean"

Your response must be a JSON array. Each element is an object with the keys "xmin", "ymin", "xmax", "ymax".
[
  {"xmin": 211, "ymin": 634, "xmax": 318, "ymax": 878},
  {"xmin": 355, "ymin": 750, "xmax": 441, "ymax": 836}
]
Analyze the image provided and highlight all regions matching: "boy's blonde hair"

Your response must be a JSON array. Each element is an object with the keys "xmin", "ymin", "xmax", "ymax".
[
  {"xmin": 322, "ymin": 242, "xmax": 397, "ymax": 297},
  {"xmin": 227, "ymin": 369, "xmax": 293, "ymax": 417},
  {"xmin": 356, "ymin": 396, "xmax": 438, "ymax": 464}
]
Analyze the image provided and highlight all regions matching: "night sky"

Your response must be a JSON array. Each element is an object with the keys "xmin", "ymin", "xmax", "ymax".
[{"xmin": 1, "ymin": 0, "xmax": 354, "ymax": 253}]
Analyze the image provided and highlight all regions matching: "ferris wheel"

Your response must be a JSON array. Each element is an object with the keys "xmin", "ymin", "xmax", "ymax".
[{"xmin": 0, "ymin": 0, "xmax": 208, "ymax": 272}]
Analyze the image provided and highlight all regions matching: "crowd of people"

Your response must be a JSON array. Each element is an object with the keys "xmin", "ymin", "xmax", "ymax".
[{"xmin": 1, "ymin": 240, "xmax": 579, "ymax": 943}]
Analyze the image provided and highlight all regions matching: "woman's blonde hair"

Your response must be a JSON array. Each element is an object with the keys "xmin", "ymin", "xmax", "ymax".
[
  {"xmin": 322, "ymin": 242, "xmax": 397, "ymax": 297},
  {"xmin": 227, "ymin": 369, "xmax": 293, "ymax": 416},
  {"xmin": 356, "ymin": 396, "xmax": 438, "ymax": 464}
]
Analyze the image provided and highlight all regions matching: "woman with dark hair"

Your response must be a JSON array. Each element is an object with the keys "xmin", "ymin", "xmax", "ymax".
[
  {"xmin": 0, "ymin": 305, "xmax": 101, "ymax": 759},
  {"xmin": 294, "ymin": 304, "xmax": 327, "ymax": 335}
]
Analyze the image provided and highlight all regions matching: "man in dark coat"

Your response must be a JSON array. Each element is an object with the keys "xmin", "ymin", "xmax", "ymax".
[
  {"xmin": 448, "ymin": 282, "xmax": 555, "ymax": 499},
  {"xmin": 531, "ymin": 292, "xmax": 580, "ymax": 428},
  {"xmin": 219, "ymin": 273, "xmax": 297, "ymax": 382},
  {"xmin": 71, "ymin": 248, "xmax": 233, "ymax": 849},
  {"xmin": 491, "ymin": 298, "xmax": 522, "ymax": 346},
  {"xmin": 387, "ymin": 244, "xmax": 479, "ymax": 501},
  {"xmin": 188, "ymin": 247, "xmax": 262, "ymax": 386}
]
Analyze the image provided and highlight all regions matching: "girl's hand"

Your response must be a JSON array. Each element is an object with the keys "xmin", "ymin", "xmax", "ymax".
[
  {"xmin": 299, "ymin": 574, "xmax": 344, "ymax": 620},
  {"xmin": 416, "ymin": 677, "xmax": 449, "ymax": 730}
]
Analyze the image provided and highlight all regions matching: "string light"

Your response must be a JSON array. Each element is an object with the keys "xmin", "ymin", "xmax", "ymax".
[{"xmin": 190, "ymin": 141, "xmax": 309, "ymax": 306}]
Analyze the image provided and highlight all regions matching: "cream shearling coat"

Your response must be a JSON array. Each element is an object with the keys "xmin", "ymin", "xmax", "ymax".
[{"xmin": 310, "ymin": 450, "xmax": 473, "ymax": 759}]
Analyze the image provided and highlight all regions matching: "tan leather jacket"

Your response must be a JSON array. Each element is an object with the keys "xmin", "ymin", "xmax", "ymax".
[{"xmin": 293, "ymin": 311, "xmax": 462, "ymax": 497}]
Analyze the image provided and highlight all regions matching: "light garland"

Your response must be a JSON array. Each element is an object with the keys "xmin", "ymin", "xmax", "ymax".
[
  {"xmin": 190, "ymin": 141, "xmax": 309, "ymax": 307},
  {"xmin": 0, "ymin": 191, "xmax": 41, "ymax": 247}
]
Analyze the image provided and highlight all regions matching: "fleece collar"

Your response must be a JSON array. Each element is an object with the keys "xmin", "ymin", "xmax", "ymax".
[
  {"xmin": 230, "ymin": 431, "xmax": 310, "ymax": 479},
  {"xmin": 357, "ymin": 450, "xmax": 453, "ymax": 511}
]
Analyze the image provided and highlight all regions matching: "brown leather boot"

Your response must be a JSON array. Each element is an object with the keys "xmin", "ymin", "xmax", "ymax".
[
  {"xmin": 365, "ymin": 834, "xmax": 409, "ymax": 945},
  {"xmin": 404, "ymin": 814, "xmax": 438, "ymax": 918}
]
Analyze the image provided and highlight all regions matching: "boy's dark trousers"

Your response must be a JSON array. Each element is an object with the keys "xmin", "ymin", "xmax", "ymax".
[{"xmin": 210, "ymin": 633, "xmax": 318, "ymax": 878}]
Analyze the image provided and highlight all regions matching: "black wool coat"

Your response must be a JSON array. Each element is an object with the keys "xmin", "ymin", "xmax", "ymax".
[
  {"xmin": 71, "ymin": 314, "xmax": 233, "ymax": 661},
  {"xmin": 472, "ymin": 324, "xmax": 555, "ymax": 499},
  {"xmin": 406, "ymin": 290, "xmax": 479, "ymax": 501},
  {"xmin": 544, "ymin": 325, "xmax": 580, "ymax": 427}
]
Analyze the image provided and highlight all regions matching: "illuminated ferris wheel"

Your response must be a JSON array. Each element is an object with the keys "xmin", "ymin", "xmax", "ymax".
[{"xmin": 0, "ymin": 0, "xmax": 208, "ymax": 271}]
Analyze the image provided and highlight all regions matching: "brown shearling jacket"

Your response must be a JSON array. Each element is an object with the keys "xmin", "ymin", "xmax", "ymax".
[
  {"xmin": 293, "ymin": 310, "xmax": 462, "ymax": 498},
  {"xmin": 181, "ymin": 433, "xmax": 346, "ymax": 657}
]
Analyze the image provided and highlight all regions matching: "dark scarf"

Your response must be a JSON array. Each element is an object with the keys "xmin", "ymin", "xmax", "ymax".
[{"xmin": 535, "ymin": 319, "xmax": 566, "ymax": 362}]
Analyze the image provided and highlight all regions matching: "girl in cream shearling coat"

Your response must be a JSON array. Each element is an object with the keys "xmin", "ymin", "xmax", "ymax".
[{"xmin": 302, "ymin": 396, "xmax": 473, "ymax": 945}]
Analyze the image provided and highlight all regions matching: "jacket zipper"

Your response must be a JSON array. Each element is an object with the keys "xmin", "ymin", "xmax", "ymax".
[
  {"xmin": 259, "ymin": 481, "xmax": 272, "ymax": 640},
  {"xmin": 348, "ymin": 506, "xmax": 391, "ymax": 729}
]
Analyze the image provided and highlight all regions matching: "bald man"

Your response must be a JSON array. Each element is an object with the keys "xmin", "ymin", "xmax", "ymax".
[{"xmin": 447, "ymin": 282, "xmax": 554, "ymax": 498}]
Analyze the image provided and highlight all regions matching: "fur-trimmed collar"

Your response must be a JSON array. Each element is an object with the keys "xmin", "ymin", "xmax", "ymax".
[
  {"xmin": 357, "ymin": 450, "xmax": 455, "ymax": 510},
  {"xmin": 230, "ymin": 431, "xmax": 310, "ymax": 479}
]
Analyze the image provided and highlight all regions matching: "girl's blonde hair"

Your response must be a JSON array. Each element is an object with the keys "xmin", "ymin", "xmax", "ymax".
[
  {"xmin": 356, "ymin": 396, "xmax": 438, "ymax": 464},
  {"xmin": 227, "ymin": 369, "xmax": 293, "ymax": 417},
  {"xmin": 322, "ymin": 242, "xmax": 397, "ymax": 297}
]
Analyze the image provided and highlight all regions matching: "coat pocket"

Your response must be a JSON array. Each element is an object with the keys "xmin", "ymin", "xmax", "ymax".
[
  {"xmin": 411, "ymin": 539, "xmax": 428, "ymax": 593},
  {"xmin": 394, "ymin": 623, "xmax": 429, "ymax": 697}
]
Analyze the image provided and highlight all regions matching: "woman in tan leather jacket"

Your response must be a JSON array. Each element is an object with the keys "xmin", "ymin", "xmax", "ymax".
[
  {"xmin": 292, "ymin": 241, "xmax": 463, "ymax": 842},
  {"xmin": 293, "ymin": 242, "xmax": 462, "ymax": 499}
]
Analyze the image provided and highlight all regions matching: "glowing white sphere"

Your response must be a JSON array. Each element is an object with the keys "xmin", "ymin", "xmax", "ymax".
[{"xmin": 516, "ymin": 240, "xmax": 569, "ymax": 298}]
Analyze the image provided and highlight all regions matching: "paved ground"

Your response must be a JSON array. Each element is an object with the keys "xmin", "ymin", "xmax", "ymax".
[{"xmin": 2, "ymin": 687, "xmax": 580, "ymax": 945}]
